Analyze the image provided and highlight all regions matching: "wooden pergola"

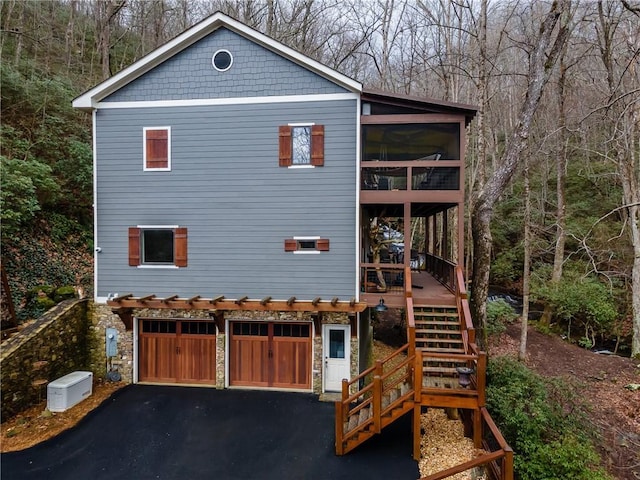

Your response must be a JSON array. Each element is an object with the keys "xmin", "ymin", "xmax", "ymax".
[{"xmin": 107, "ymin": 294, "xmax": 368, "ymax": 331}]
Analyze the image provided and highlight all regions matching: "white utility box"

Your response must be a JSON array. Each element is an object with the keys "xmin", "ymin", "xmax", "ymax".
[{"xmin": 47, "ymin": 371, "xmax": 93, "ymax": 412}]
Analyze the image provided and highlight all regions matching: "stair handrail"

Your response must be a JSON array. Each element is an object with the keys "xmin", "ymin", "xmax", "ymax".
[
  {"xmin": 455, "ymin": 266, "xmax": 475, "ymax": 349},
  {"xmin": 405, "ymin": 266, "xmax": 416, "ymax": 351}
]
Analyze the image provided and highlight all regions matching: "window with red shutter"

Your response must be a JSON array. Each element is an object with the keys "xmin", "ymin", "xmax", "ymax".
[
  {"xmin": 144, "ymin": 127, "xmax": 171, "ymax": 171},
  {"xmin": 128, "ymin": 226, "xmax": 187, "ymax": 267},
  {"xmin": 279, "ymin": 124, "xmax": 324, "ymax": 167},
  {"xmin": 284, "ymin": 237, "xmax": 330, "ymax": 253}
]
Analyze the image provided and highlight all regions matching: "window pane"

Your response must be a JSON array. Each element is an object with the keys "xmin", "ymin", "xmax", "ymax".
[
  {"xmin": 329, "ymin": 329, "xmax": 345, "ymax": 358},
  {"xmin": 142, "ymin": 229, "xmax": 174, "ymax": 264},
  {"xmin": 292, "ymin": 126, "xmax": 311, "ymax": 165},
  {"xmin": 298, "ymin": 240, "xmax": 317, "ymax": 250}
]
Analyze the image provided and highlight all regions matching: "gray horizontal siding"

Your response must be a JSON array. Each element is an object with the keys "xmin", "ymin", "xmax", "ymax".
[
  {"xmin": 95, "ymin": 99, "xmax": 358, "ymax": 299},
  {"xmin": 104, "ymin": 27, "xmax": 347, "ymax": 102}
]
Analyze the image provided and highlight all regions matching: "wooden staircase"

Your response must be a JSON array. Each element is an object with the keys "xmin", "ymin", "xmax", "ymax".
[
  {"xmin": 414, "ymin": 305, "xmax": 468, "ymax": 388},
  {"xmin": 336, "ymin": 265, "xmax": 513, "ymax": 479},
  {"xmin": 335, "ymin": 344, "xmax": 416, "ymax": 454}
]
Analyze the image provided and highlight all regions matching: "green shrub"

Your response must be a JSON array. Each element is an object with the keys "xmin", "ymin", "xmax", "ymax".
[
  {"xmin": 54, "ymin": 285, "xmax": 76, "ymax": 302},
  {"xmin": 486, "ymin": 299, "xmax": 518, "ymax": 336},
  {"xmin": 487, "ymin": 357, "xmax": 611, "ymax": 480}
]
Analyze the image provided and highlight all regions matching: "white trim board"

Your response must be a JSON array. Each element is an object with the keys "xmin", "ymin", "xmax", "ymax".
[
  {"xmin": 95, "ymin": 93, "xmax": 358, "ymax": 110},
  {"xmin": 73, "ymin": 12, "xmax": 361, "ymax": 110}
]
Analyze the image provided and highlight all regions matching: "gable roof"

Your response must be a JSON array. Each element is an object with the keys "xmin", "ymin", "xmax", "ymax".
[{"xmin": 72, "ymin": 12, "xmax": 362, "ymax": 111}]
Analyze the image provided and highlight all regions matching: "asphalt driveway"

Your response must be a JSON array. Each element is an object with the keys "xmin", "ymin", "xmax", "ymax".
[{"xmin": 1, "ymin": 385, "xmax": 419, "ymax": 480}]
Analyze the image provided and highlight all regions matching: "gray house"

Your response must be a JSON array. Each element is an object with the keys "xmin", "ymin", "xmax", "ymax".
[{"xmin": 74, "ymin": 12, "xmax": 476, "ymax": 397}]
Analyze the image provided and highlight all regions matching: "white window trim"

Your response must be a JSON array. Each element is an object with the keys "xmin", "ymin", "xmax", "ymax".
[
  {"xmin": 292, "ymin": 236, "xmax": 322, "ymax": 254},
  {"xmin": 143, "ymin": 126, "xmax": 171, "ymax": 172},
  {"xmin": 212, "ymin": 49, "xmax": 233, "ymax": 72},
  {"xmin": 288, "ymin": 123, "xmax": 315, "ymax": 168},
  {"xmin": 137, "ymin": 225, "xmax": 179, "ymax": 267}
]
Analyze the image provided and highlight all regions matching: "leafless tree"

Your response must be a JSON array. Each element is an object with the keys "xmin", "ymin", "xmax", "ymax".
[{"xmin": 470, "ymin": 1, "xmax": 572, "ymax": 346}]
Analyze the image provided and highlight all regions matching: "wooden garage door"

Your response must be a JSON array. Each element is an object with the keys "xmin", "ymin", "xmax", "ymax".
[
  {"xmin": 138, "ymin": 319, "xmax": 216, "ymax": 385},
  {"xmin": 229, "ymin": 322, "xmax": 311, "ymax": 390}
]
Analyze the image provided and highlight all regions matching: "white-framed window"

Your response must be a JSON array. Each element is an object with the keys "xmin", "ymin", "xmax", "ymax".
[
  {"xmin": 143, "ymin": 127, "xmax": 171, "ymax": 171},
  {"xmin": 212, "ymin": 49, "xmax": 233, "ymax": 72},
  {"xmin": 279, "ymin": 123, "xmax": 324, "ymax": 168},
  {"xmin": 128, "ymin": 226, "xmax": 187, "ymax": 267},
  {"xmin": 284, "ymin": 236, "xmax": 330, "ymax": 254}
]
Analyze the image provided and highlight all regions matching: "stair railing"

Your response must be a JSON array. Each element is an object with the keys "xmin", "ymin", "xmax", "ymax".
[
  {"xmin": 455, "ymin": 266, "xmax": 475, "ymax": 351},
  {"xmin": 336, "ymin": 343, "xmax": 414, "ymax": 454}
]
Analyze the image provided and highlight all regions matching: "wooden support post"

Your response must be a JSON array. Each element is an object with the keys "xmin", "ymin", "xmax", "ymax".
[
  {"xmin": 413, "ymin": 404, "xmax": 422, "ymax": 461},
  {"xmin": 473, "ymin": 408, "xmax": 482, "ymax": 448},
  {"xmin": 335, "ymin": 398, "xmax": 344, "ymax": 455},
  {"xmin": 504, "ymin": 447, "xmax": 514, "ymax": 480},
  {"xmin": 373, "ymin": 375, "xmax": 382, "ymax": 433}
]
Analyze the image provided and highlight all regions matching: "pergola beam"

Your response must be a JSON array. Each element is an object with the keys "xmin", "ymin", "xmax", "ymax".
[{"xmin": 107, "ymin": 295, "xmax": 367, "ymax": 313}]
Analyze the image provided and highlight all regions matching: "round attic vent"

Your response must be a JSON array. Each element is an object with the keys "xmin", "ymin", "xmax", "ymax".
[{"xmin": 212, "ymin": 49, "xmax": 233, "ymax": 72}]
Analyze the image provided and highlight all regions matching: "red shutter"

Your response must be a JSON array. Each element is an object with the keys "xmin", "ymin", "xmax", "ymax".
[
  {"xmin": 128, "ymin": 227, "xmax": 140, "ymax": 266},
  {"xmin": 146, "ymin": 129, "xmax": 168, "ymax": 169},
  {"xmin": 284, "ymin": 239, "xmax": 297, "ymax": 252},
  {"xmin": 175, "ymin": 227, "xmax": 188, "ymax": 267},
  {"xmin": 279, "ymin": 125, "xmax": 292, "ymax": 167},
  {"xmin": 310, "ymin": 125, "xmax": 324, "ymax": 167},
  {"xmin": 317, "ymin": 238, "xmax": 330, "ymax": 251}
]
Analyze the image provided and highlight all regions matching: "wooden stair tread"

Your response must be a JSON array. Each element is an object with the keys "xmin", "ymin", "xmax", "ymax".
[
  {"xmin": 422, "ymin": 366, "xmax": 460, "ymax": 374},
  {"xmin": 420, "ymin": 347, "xmax": 465, "ymax": 354},
  {"xmin": 415, "ymin": 328, "xmax": 462, "ymax": 334}
]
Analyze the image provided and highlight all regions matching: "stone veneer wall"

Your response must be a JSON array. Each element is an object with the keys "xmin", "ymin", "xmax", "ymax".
[
  {"xmin": 89, "ymin": 307, "xmax": 359, "ymax": 395},
  {"xmin": 0, "ymin": 299, "xmax": 94, "ymax": 420},
  {"xmin": 92, "ymin": 304, "xmax": 135, "ymax": 384}
]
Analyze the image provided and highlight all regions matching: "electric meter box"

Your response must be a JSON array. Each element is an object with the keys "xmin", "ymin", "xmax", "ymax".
[{"xmin": 47, "ymin": 371, "xmax": 93, "ymax": 412}]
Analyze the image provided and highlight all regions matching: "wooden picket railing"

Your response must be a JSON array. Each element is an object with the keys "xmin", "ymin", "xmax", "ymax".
[{"xmin": 336, "ymin": 265, "xmax": 513, "ymax": 480}]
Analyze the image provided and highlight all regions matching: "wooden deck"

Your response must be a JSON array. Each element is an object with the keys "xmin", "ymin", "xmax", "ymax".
[{"xmin": 361, "ymin": 270, "xmax": 456, "ymax": 308}]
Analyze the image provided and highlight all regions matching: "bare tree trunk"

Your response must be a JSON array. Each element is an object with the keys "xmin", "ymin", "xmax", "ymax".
[
  {"xmin": 96, "ymin": 0, "xmax": 126, "ymax": 80},
  {"xmin": 13, "ymin": 0, "xmax": 24, "ymax": 64},
  {"xmin": 470, "ymin": 1, "xmax": 571, "ymax": 346},
  {"xmin": 519, "ymin": 155, "xmax": 531, "ymax": 361},
  {"xmin": 540, "ymin": 47, "xmax": 569, "ymax": 326}
]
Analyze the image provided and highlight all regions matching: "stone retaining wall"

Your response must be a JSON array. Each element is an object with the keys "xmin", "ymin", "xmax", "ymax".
[{"xmin": 0, "ymin": 299, "xmax": 94, "ymax": 421}]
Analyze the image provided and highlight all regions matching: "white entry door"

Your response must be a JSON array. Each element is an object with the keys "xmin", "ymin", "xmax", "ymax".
[{"xmin": 323, "ymin": 324, "xmax": 351, "ymax": 392}]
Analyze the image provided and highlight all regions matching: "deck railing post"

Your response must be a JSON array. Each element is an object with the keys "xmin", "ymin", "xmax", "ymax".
[
  {"xmin": 477, "ymin": 352, "xmax": 487, "ymax": 406},
  {"xmin": 413, "ymin": 350, "xmax": 422, "ymax": 403},
  {"xmin": 504, "ymin": 447, "xmax": 514, "ymax": 480},
  {"xmin": 373, "ymin": 374, "xmax": 382, "ymax": 433},
  {"xmin": 335, "ymin": 400, "xmax": 344, "ymax": 455}
]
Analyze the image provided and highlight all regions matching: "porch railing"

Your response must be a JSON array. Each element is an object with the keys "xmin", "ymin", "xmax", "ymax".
[
  {"xmin": 424, "ymin": 253, "xmax": 456, "ymax": 292},
  {"xmin": 360, "ymin": 263, "xmax": 405, "ymax": 294}
]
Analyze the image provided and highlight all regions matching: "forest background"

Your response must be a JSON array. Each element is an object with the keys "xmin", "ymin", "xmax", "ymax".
[{"xmin": 1, "ymin": 0, "xmax": 638, "ymax": 359}]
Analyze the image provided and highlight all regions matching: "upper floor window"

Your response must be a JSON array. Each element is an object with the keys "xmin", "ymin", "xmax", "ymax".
[
  {"xmin": 128, "ymin": 226, "xmax": 187, "ymax": 267},
  {"xmin": 279, "ymin": 124, "xmax": 324, "ymax": 168},
  {"xmin": 144, "ymin": 127, "xmax": 171, "ymax": 171}
]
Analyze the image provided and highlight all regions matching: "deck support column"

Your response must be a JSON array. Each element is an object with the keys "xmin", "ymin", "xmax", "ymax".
[
  {"xmin": 413, "ymin": 404, "xmax": 422, "ymax": 460},
  {"xmin": 473, "ymin": 408, "xmax": 482, "ymax": 448}
]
